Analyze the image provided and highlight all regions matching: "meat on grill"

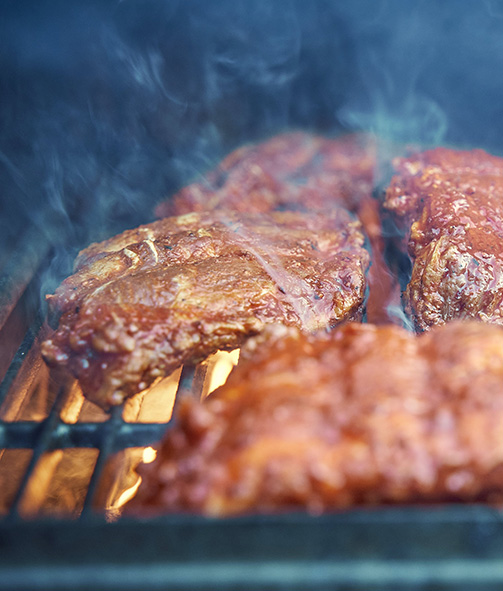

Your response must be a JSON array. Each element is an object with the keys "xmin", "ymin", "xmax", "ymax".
[
  {"xmin": 156, "ymin": 132, "xmax": 397, "ymax": 325},
  {"xmin": 41, "ymin": 210, "xmax": 369, "ymax": 409},
  {"xmin": 131, "ymin": 320, "xmax": 503, "ymax": 516},
  {"xmin": 384, "ymin": 147, "xmax": 503, "ymax": 330},
  {"xmin": 156, "ymin": 132, "xmax": 376, "ymax": 218}
]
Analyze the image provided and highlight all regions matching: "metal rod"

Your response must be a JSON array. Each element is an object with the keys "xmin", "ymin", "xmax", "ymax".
[
  {"xmin": 6, "ymin": 385, "xmax": 68, "ymax": 522},
  {"xmin": 80, "ymin": 406, "xmax": 123, "ymax": 519},
  {"xmin": 177, "ymin": 364, "xmax": 196, "ymax": 395},
  {"xmin": 0, "ymin": 226, "xmax": 51, "ymax": 332},
  {"xmin": 0, "ymin": 420, "xmax": 169, "ymax": 450},
  {"xmin": 0, "ymin": 315, "xmax": 43, "ymax": 408}
]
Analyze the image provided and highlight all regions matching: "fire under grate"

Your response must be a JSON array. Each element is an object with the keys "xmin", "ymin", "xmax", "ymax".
[
  {"xmin": 0, "ymin": 318, "xmax": 228, "ymax": 521},
  {"xmin": 0, "ymin": 223, "xmax": 246, "ymax": 523},
  {"xmin": 0, "ymin": 329, "xmax": 224, "ymax": 522}
]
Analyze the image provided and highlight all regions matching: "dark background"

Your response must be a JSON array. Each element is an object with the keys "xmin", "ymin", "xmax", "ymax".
[{"xmin": 2, "ymin": 0, "xmax": 503, "ymax": 259}]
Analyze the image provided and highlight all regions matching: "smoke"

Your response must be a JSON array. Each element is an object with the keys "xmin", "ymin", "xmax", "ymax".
[
  {"xmin": 338, "ymin": 0, "xmax": 503, "ymax": 154},
  {"xmin": 0, "ymin": 1, "xmax": 351, "ymax": 257},
  {"xmin": 338, "ymin": 1, "xmax": 448, "ymax": 148},
  {"xmin": 3, "ymin": 0, "xmax": 503, "ymax": 303}
]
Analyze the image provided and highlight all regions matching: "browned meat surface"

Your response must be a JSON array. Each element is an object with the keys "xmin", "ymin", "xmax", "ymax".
[
  {"xmin": 384, "ymin": 147, "xmax": 503, "ymax": 330},
  {"xmin": 156, "ymin": 132, "xmax": 377, "ymax": 218},
  {"xmin": 156, "ymin": 132, "xmax": 398, "ymax": 325},
  {"xmin": 41, "ymin": 210, "xmax": 369, "ymax": 409},
  {"xmin": 131, "ymin": 321, "xmax": 503, "ymax": 516}
]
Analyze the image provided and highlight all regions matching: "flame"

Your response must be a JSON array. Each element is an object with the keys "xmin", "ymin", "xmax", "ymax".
[
  {"xmin": 123, "ymin": 368, "xmax": 181, "ymax": 423},
  {"xmin": 110, "ymin": 475, "xmax": 142, "ymax": 512},
  {"xmin": 142, "ymin": 446, "xmax": 157, "ymax": 463},
  {"xmin": 60, "ymin": 381, "xmax": 85, "ymax": 423},
  {"xmin": 105, "ymin": 352, "xmax": 240, "ymax": 515},
  {"xmin": 204, "ymin": 349, "xmax": 240, "ymax": 398},
  {"xmin": 0, "ymin": 449, "xmax": 35, "ymax": 516},
  {"xmin": 2, "ymin": 352, "xmax": 239, "ymax": 518},
  {"xmin": 105, "ymin": 448, "xmax": 155, "ymax": 517},
  {"xmin": 104, "ymin": 447, "xmax": 147, "ymax": 519},
  {"xmin": 17, "ymin": 449, "xmax": 99, "ymax": 518}
]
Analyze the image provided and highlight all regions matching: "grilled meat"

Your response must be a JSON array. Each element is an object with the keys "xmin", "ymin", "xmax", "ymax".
[
  {"xmin": 384, "ymin": 147, "xmax": 503, "ymax": 330},
  {"xmin": 132, "ymin": 321, "xmax": 503, "ymax": 516},
  {"xmin": 41, "ymin": 210, "xmax": 369, "ymax": 409},
  {"xmin": 156, "ymin": 132, "xmax": 397, "ymax": 325},
  {"xmin": 156, "ymin": 132, "xmax": 377, "ymax": 218}
]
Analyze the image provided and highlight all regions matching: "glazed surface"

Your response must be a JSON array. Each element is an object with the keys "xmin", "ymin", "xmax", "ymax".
[
  {"xmin": 157, "ymin": 131, "xmax": 395, "ymax": 323},
  {"xmin": 384, "ymin": 147, "xmax": 503, "ymax": 330},
  {"xmin": 42, "ymin": 210, "xmax": 369, "ymax": 408},
  {"xmin": 133, "ymin": 321, "xmax": 503, "ymax": 516}
]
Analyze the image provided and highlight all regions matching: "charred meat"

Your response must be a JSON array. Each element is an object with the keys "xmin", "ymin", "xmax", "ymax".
[
  {"xmin": 384, "ymin": 147, "xmax": 503, "ymax": 330},
  {"xmin": 42, "ymin": 210, "xmax": 369, "ymax": 409},
  {"xmin": 132, "ymin": 321, "xmax": 503, "ymax": 516},
  {"xmin": 156, "ymin": 132, "xmax": 396, "ymax": 325},
  {"xmin": 156, "ymin": 132, "xmax": 377, "ymax": 218}
]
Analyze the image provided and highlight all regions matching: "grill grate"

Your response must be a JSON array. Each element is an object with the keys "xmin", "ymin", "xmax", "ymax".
[
  {"xmin": 3, "ymin": 224, "xmax": 503, "ymax": 591},
  {"xmin": 0, "ymin": 324, "xmax": 195, "ymax": 520},
  {"xmin": 0, "ymin": 226, "xmax": 202, "ymax": 521}
]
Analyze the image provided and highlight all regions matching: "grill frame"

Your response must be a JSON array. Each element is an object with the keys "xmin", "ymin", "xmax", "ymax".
[{"xmin": 3, "ymin": 509, "xmax": 503, "ymax": 590}]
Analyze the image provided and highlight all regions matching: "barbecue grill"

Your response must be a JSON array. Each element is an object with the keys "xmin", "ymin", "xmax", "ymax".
[{"xmin": 4, "ymin": 1, "xmax": 503, "ymax": 590}]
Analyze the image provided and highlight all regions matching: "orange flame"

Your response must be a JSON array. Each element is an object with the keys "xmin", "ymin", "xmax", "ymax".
[{"xmin": 4, "ymin": 351, "xmax": 240, "ymax": 518}]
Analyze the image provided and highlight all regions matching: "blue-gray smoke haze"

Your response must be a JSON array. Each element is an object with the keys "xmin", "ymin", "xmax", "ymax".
[{"xmin": 2, "ymin": 0, "xmax": 503, "ymax": 291}]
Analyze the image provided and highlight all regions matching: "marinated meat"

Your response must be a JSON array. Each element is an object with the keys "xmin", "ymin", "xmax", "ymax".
[
  {"xmin": 384, "ymin": 147, "xmax": 503, "ymax": 330},
  {"xmin": 131, "ymin": 321, "xmax": 503, "ymax": 516},
  {"xmin": 156, "ymin": 132, "xmax": 377, "ymax": 218},
  {"xmin": 156, "ymin": 132, "xmax": 397, "ymax": 325},
  {"xmin": 41, "ymin": 210, "xmax": 369, "ymax": 409}
]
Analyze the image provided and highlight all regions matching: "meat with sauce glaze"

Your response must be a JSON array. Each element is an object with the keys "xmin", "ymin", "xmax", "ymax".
[
  {"xmin": 42, "ymin": 210, "xmax": 369, "ymax": 409},
  {"xmin": 156, "ymin": 131, "xmax": 396, "ymax": 324},
  {"xmin": 384, "ymin": 147, "xmax": 503, "ymax": 330},
  {"xmin": 132, "ymin": 321, "xmax": 503, "ymax": 516}
]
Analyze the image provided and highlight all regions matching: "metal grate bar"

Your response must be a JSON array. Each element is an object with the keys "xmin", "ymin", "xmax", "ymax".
[
  {"xmin": 178, "ymin": 364, "xmax": 196, "ymax": 394},
  {"xmin": 6, "ymin": 385, "xmax": 69, "ymax": 521},
  {"xmin": 0, "ymin": 226, "xmax": 51, "ymax": 332},
  {"xmin": 0, "ymin": 420, "xmax": 169, "ymax": 450},
  {"xmin": 0, "ymin": 315, "xmax": 43, "ymax": 408},
  {"xmin": 80, "ymin": 406, "xmax": 123, "ymax": 518}
]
